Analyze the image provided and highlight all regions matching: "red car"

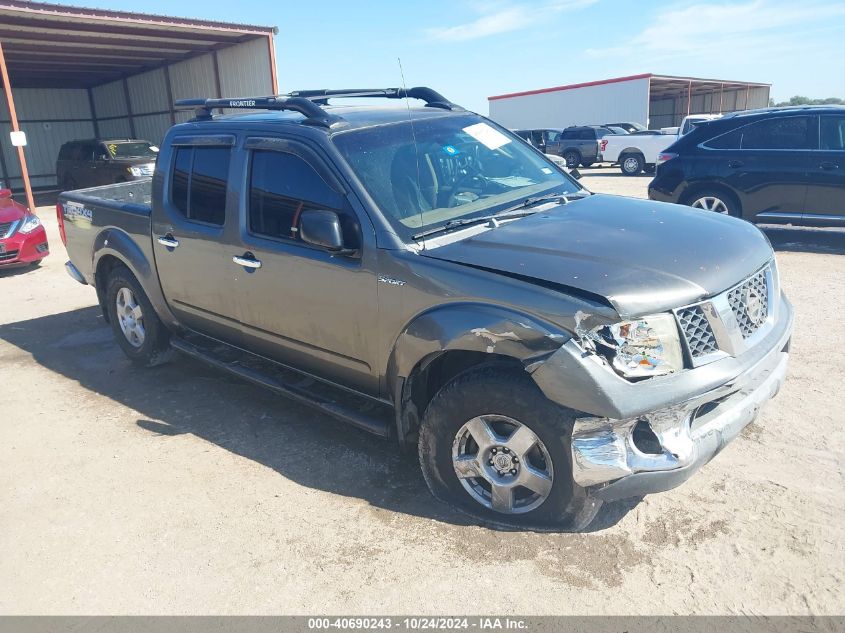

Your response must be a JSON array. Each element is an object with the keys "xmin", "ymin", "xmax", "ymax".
[{"xmin": 0, "ymin": 187, "xmax": 49, "ymax": 267}]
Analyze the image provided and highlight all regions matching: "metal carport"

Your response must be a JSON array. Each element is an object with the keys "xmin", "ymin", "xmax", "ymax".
[{"xmin": 0, "ymin": 0, "xmax": 278, "ymax": 212}]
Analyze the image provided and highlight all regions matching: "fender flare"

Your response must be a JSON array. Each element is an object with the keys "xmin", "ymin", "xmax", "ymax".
[{"xmin": 92, "ymin": 228, "xmax": 179, "ymax": 329}]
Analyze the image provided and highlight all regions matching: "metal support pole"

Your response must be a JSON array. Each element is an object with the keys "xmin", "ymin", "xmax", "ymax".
[
  {"xmin": 687, "ymin": 81, "xmax": 692, "ymax": 118},
  {"xmin": 267, "ymin": 33, "xmax": 279, "ymax": 94},
  {"xmin": 0, "ymin": 41, "xmax": 36, "ymax": 212}
]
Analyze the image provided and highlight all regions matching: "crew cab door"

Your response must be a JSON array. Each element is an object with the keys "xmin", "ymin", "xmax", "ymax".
[
  {"xmin": 232, "ymin": 136, "xmax": 379, "ymax": 395},
  {"xmin": 151, "ymin": 135, "xmax": 244, "ymax": 344}
]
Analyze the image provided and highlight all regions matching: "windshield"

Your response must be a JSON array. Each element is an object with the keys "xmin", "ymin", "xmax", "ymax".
[
  {"xmin": 333, "ymin": 114, "xmax": 581, "ymax": 241},
  {"xmin": 106, "ymin": 141, "xmax": 157, "ymax": 159}
]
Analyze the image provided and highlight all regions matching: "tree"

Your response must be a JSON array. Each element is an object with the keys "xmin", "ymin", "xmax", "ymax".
[{"xmin": 769, "ymin": 95, "xmax": 844, "ymax": 107}]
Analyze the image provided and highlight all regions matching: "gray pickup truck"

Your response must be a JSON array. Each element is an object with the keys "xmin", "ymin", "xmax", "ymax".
[{"xmin": 59, "ymin": 88, "xmax": 793, "ymax": 531}]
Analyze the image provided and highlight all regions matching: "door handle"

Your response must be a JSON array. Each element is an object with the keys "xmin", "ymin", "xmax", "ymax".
[
  {"xmin": 233, "ymin": 253, "xmax": 262, "ymax": 269},
  {"xmin": 728, "ymin": 160, "xmax": 744, "ymax": 169},
  {"xmin": 820, "ymin": 161, "xmax": 839, "ymax": 170},
  {"xmin": 157, "ymin": 234, "xmax": 180, "ymax": 248}
]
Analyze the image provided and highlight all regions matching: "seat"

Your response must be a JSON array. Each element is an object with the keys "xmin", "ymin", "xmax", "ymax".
[{"xmin": 390, "ymin": 146, "xmax": 439, "ymax": 219}]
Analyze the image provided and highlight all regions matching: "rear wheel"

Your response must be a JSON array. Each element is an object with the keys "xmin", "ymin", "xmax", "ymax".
[
  {"xmin": 687, "ymin": 189, "xmax": 740, "ymax": 217},
  {"xmin": 418, "ymin": 364, "xmax": 600, "ymax": 531},
  {"xmin": 563, "ymin": 150, "xmax": 581, "ymax": 168},
  {"xmin": 105, "ymin": 265, "xmax": 173, "ymax": 367},
  {"xmin": 620, "ymin": 153, "xmax": 644, "ymax": 176}
]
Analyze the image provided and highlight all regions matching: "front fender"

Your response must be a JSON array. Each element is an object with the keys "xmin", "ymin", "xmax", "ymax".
[
  {"xmin": 92, "ymin": 228, "xmax": 179, "ymax": 329},
  {"xmin": 387, "ymin": 303, "xmax": 571, "ymax": 393}
]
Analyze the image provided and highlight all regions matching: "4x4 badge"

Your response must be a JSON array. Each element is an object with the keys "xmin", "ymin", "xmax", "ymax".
[{"xmin": 378, "ymin": 275, "xmax": 406, "ymax": 286}]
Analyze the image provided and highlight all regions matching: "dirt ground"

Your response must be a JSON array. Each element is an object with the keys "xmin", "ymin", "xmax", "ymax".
[{"xmin": 1, "ymin": 171, "xmax": 843, "ymax": 615}]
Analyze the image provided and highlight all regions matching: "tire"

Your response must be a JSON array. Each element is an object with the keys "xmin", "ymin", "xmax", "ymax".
[
  {"xmin": 620, "ymin": 153, "xmax": 644, "ymax": 176},
  {"xmin": 418, "ymin": 364, "xmax": 601, "ymax": 531},
  {"xmin": 62, "ymin": 176, "xmax": 77, "ymax": 192},
  {"xmin": 644, "ymin": 163, "xmax": 656, "ymax": 174},
  {"xmin": 685, "ymin": 188, "xmax": 740, "ymax": 217},
  {"xmin": 563, "ymin": 150, "xmax": 581, "ymax": 169},
  {"xmin": 105, "ymin": 264, "xmax": 174, "ymax": 367}
]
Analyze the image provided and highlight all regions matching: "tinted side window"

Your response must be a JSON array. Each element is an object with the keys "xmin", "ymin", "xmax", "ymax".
[
  {"xmin": 820, "ymin": 116, "xmax": 845, "ymax": 150},
  {"xmin": 577, "ymin": 129, "xmax": 594, "ymax": 140},
  {"xmin": 169, "ymin": 146, "xmax": 230, "ymax": 225},
  {"xmin": 561, "ymin": 130, "xmax": 577, "ymax": 140},
  {"xmin": 705, "ymin": 127, "xmax": 743, "ymax": 150},
  {"xmin": 741, "ymin": 116, "xmax": 813, "ymax": 150},
  {"xmin": 248, "ymin": 150, "xmax": 344, "ymax": 241}
]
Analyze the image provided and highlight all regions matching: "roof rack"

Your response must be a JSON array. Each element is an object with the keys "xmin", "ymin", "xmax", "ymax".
[
  {"xmin": 286, "ymin": 87, "xmax": 464, "ymax": 111},
  {"xmin": 174, "ymin": 96, "xmax": 345, "ymax": 128},
  {"xmin": 174, "ymin": 87, "xmax": 463, "ymax": 127}
]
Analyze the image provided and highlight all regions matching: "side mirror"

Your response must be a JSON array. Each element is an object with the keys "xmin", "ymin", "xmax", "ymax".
[
  {"xmin": 300, "ymin": 209, "xmax": 353, "ymax": 254},
  {"xmin": 0, "ymin": 188, "xmax": 12, "ymax": 199},
  {"xmin": 569, "ymin": 168, "xmax": 582, "ymax": 180}
]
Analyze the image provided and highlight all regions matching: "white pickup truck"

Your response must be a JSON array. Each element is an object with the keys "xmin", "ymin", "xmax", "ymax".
[{"xmin": 601, "ymin": 115, "xmax": 721, "ymax": 175}]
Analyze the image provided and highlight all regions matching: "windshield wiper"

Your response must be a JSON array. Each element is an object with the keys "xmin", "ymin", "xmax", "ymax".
[
  {"xmin": 411, "ymin": 191, "xmax": 591, "ymax": 241},
  {"xmin": 412, "ymin": 209, "xmax": 541, "ymax": 241}
]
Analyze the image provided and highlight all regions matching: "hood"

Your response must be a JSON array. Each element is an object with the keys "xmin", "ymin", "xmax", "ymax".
[
  {"xmin": 0, "ymin": 197, "xmax": 27, "ymax": 224},
  {"xmin": 420, "ymin": 194, "xmax": 773, "ymax": 317}
]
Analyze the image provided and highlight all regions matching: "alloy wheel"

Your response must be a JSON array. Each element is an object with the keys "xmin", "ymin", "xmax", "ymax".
[
  {"xmin": 115, "ymin": 286, "xmax": 145, "ymax": 348},
  {"xmin": 452, "ymin": 415, "xmax": 554, "ymax": 514},
  {"xmin": 691, "ymin": 196, "xmax": 729, "ymax": 214}
]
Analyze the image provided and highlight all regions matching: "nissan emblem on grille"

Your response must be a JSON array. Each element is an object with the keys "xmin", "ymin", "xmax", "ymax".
[{"xmin": 728, "ymin": 269, "xmax": 769, "ymax": 338}]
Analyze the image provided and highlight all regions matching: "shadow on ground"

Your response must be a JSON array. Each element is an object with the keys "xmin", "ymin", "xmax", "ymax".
[{"xmin": 0, "ymin": 306, "xmax": 633, "ymax": 533}]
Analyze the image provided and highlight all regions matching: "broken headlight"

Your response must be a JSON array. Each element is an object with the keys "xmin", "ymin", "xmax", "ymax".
[{"xmin": 587, "ymin": 314, "xmax": 683, "ymax": 378}]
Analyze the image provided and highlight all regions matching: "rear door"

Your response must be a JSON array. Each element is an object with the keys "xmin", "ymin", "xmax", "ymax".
[
  {"xmin": 231, "ymin": 136, "xmax": 379, "ymax": 394},
  {"xmin": 723, "ymin": 114, "xmax": 814, "ymax": 221},
  {"xmin": 804, "ymin": 113, "xmax": 845, "ymax": 223},
  {"xmin": 151, "ymin": 135, "xmax": 244, "ymax": 344}
]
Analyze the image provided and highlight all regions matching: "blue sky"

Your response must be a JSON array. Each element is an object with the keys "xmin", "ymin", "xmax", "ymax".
[{"xmin": 51, "ymin": 0, "xmax": 845, "ymax": 113}]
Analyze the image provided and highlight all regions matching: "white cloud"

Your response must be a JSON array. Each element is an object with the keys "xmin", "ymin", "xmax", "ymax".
[
  {"xmin": 425, "ymin": 0, "xmax": 598, "ymax": 42},
  {"xmin": 587, "ymin": 0, "xmax": 845, "ymax": 64}
]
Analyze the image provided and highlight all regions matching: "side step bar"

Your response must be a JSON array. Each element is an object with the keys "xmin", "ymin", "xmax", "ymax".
[{"xmin": 170, "ymin": 336, "xmax": 392, "ymax": 437}]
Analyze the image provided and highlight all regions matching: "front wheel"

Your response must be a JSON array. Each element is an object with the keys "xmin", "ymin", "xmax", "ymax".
[
  {"xmin": 105, "ymin": 265, "xmax": 173, "ymax": 367},
  {"xmin": 418, "ymin": 364, "xmax": 601, "ymax": 531}
]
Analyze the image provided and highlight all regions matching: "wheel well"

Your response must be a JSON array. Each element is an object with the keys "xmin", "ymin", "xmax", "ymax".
[
  {"xmin": 396, "ymin": 351, "xmax": 524, "ymax": 449},
  {"xmin": 563, "ymin": 147, "xmax": 581, "ymax": 158},
  {"xmin": 680, "ymin": 183, "xmax": 741, "ymax": 212},
  {"xmin": 620, "ymin": 150, "xmax": 645, "ymax": 159},
  {"xmin": 94, "ymin": 255, "xmax": 124, "ymax": 322}
]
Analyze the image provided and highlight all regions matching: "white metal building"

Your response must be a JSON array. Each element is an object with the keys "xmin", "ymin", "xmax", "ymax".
[
  {"xmin": 0, "ymin": 0, "xmax": 278, "ymax": 208},
  {"xmin": 488, "ymin": 73, "xmax": 771, "ymax": 131}
]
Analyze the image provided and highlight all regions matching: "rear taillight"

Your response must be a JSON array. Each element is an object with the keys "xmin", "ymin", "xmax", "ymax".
[
  {"xmin": 600, "ymin": 139, "xmax": 608, "ymax": 152},
  {"xmin": 656, "ymin": 152, "xmax": 678, "ymax": 166},
  {"xmin": 56, "ymin": 203, "xmax": 67, "ymax": 245}
]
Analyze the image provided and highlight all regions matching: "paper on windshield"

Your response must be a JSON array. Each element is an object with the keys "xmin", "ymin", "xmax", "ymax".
[{"xmin": 463, "ymin": 122, "xmax": 512, "ymax": 150}]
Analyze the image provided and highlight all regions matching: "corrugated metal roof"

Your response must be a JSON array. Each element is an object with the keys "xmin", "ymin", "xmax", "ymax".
[
  {"xmin": 0, "ymin": 0, "xmax": 276, "ymax": 88},
  {"xmin": 489, "ymin": 73, "xmax": 771, "ymax": 101}
]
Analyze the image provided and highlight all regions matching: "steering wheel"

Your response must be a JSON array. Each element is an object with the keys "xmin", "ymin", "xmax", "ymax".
[{"xmin": 446, "ymin": 171, "xmax": 486, "ymax": 208}]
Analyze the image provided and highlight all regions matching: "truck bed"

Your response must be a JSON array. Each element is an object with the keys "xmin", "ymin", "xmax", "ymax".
[{"xmin": 59, "ymin": 179, "xmax": 153, "ymax": 286}]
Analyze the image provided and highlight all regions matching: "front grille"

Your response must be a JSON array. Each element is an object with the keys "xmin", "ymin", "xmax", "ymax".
[
  {"xmin": 0, "ymin": 220, "xmax": 16, "ymax": 238},
  {"xmin": 0, "ymin": 250, "xmax": 19, "ymax": 262},
  {"xmin": 728, "ymin": 268, "xmax": 769, "ymax": 338},
  {"xmin": 677, "ymin": 305, "xmax": 719, "ymax": 358}
]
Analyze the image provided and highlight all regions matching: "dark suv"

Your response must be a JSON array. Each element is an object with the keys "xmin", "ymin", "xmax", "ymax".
[
  {"xmin": 57, "ymin": 138, "xmax": 158, "ymax": 190},
  {"xmin": 648, "ymin": 106, "xmax": 845, "ymax": 226},
  {"xmin": 548, "ymin": 126, "xmax": 620, "ymax": 168}
]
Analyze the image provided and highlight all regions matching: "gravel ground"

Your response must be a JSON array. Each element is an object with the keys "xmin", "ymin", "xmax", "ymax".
[{"xmin": 1, "ymin": 173, "xmax": 843, "ymax": 615}]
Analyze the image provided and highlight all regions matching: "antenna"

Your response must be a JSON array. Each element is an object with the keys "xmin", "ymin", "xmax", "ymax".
[{"xmin": 398, "ymin": 57, "xmax": 426, "ymax": 249}]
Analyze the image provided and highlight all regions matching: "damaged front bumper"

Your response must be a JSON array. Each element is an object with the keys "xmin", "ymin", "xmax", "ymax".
[{"xmin": 530, "ymin": 294, "xmax": 793, "ymax": 501}]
